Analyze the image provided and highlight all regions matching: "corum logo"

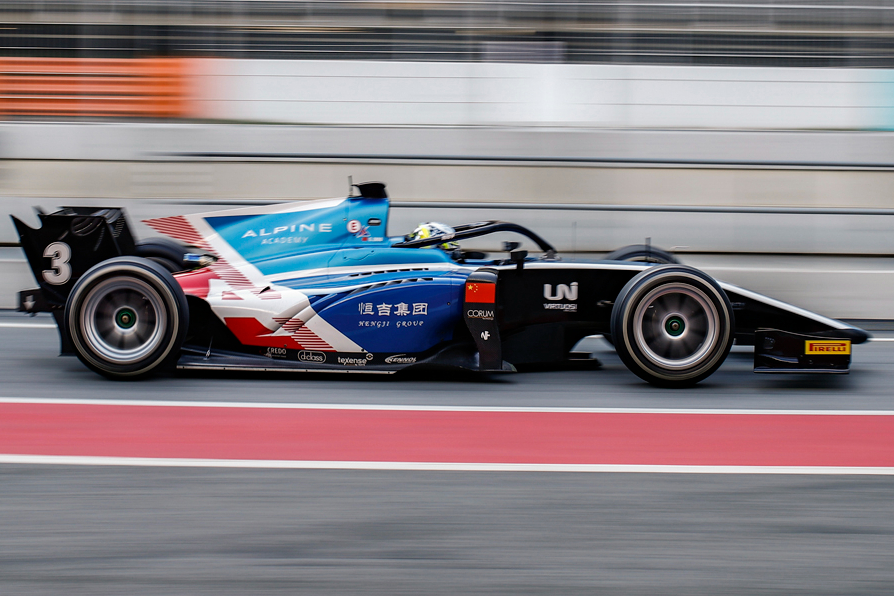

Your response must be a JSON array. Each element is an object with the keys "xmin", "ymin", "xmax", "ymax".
[{"xmin": 544, "ymin": 282, "xmax": 579, "ymax": 301}]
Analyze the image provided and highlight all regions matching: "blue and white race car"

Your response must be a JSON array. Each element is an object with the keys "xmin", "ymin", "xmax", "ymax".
[{"xmin": 12, "ymin": 182, "xmax": 868, "ymax": 387}]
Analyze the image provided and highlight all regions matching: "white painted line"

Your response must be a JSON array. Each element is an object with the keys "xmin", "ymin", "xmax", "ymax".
[
  {"xmin": 0, "ymin": 322, "xmax": 56, "ymax": 329},
  {"xmin": 1, "ymin": 397, "xmax": 893, "ymax": 416},
  {"xmin": 0, "ymin": 454, "xmax": 891, "ymax": 474},
  {"xmin": 868, "ymin": 337, "xmax": 894, "ymax": 342}
]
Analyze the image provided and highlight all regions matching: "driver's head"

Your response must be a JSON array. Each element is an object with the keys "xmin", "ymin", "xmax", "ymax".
[{"xmin": 406, "ymin": 222, "xmax": 459, "ymax": 250}]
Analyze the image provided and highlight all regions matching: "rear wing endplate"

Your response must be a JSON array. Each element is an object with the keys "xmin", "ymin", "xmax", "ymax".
[{"xmin": 11, "ymin": 207, "xmax": 136, "ymax": 313}]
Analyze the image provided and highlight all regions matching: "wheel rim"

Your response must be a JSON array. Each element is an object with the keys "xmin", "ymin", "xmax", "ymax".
[
  {"xmin": 632, "ymin": 283, "xmax": 720, "ymax": 370},
  {"xmin": 80, "ymin": 277, "xmax": 167, "ymax": 365}
]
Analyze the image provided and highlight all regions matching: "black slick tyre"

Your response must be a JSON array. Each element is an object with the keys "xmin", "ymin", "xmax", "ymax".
[
  {"xmin": 610, "ymin": 265, "xmax": 734, "ymax": 387},
  {"xmin": 600, "ymin": 245, "xmax": 679, "ymax": 346},
  {"xmin": 604, "ymin": 244, "xmax": 680, "ymax": 265},
  {"xmin": 135, "ymin": 238, "xmax": 189, "ymax": 273},
  {"xmin": 64, "ymin": 257, "xmax": 189, "ymax": 379}
]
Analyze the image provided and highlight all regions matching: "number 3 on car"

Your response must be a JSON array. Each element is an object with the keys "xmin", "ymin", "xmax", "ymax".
[{"xmin": 42, "ymin": 241, "xmax": 71, "ymax": 285}]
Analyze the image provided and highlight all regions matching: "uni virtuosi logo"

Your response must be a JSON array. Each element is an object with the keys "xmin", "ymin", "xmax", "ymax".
[{"xmin": 543, "ymin": 282, "xmax": 578, "ymax": 301}]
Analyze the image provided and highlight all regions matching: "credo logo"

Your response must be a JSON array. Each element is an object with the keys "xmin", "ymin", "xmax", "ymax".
[
  {"xmin": 544, "ymin": 282, "xmax": 579, "ymax": 301},
  {"xmin": 266, "ymin": 347, "xmax": 287, "ymax": 358}
]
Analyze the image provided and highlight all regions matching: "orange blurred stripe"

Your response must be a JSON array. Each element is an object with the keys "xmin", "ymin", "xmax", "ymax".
[
  {"xmin": 2, "ymin": 79, "xmax": 185, "ymax": 94},
  {"xmin": 0, "ymin": 57, "xmax": 190, "ymax": 118}
]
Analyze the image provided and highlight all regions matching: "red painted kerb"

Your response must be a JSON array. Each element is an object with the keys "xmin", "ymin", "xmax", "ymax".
[{"xmin": 1, "ymin": 403, "xmax": 892, "ymax": 467}]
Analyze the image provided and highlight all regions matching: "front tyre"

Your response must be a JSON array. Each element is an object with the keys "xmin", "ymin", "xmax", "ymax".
[
  {"xmin": 610, "ymin": 265, "xmax": 734, "ymax": 387},
  {"xmin": 65, "ymin": 257, "xmax": 188, "ymax": 379}
]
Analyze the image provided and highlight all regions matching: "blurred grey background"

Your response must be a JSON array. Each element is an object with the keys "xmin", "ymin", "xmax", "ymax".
[{"xmin": 2, "ymin": 0, "xmax": 894, "ymax": 317}]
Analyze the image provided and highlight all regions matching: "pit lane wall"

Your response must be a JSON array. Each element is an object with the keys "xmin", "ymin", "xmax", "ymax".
[
  {"xmin": 186, "ymin": 60, "xmax": 894, "ymax": 129},
  {"xmin": 2, "ymin": 58, "xmax": 893, "ymax": 127},
  {"xmin": 4, "ymin": 124, "xmax": 894, "ymax": 254}
]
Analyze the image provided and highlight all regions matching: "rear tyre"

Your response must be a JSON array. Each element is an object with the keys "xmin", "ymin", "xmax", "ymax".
[
  {"xmin": 65, "ymin": 257, "xmax": 189, "ymax": 379},
  {"xmin": 604, "ymin": 244, "xmax": 680, "ymax": 265},
  {"xmin": 135, "ymin": 238, "xmax": 189, "ymax": 273},
  {"xmin": 610, "ymin": 265, "xmax": 733, "ymax": 387}
]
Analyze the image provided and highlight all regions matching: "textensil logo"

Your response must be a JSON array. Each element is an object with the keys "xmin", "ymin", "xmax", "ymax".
[
  {"xmin": 298, "ymin": 350, "xmax": 326, "ymax": 363},
  {"xmin": 805, "ymin": 340, "xmax": 851, "ymax": 355}
]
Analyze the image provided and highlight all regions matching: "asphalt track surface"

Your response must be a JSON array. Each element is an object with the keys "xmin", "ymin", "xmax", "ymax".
[{"xmin": 3, "ymin": 313, "xmax": 894, "ymax": 595}]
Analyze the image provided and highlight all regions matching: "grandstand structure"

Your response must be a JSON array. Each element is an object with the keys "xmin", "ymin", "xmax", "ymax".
[{"xmin": 0, "ymin": 0, "xmax": 893, "ymax": 67}]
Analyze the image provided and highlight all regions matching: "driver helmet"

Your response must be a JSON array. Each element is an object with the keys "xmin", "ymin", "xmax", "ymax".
[{"xmin": 406, "ymin": 222, "xmax": 459, "ymax": 250}]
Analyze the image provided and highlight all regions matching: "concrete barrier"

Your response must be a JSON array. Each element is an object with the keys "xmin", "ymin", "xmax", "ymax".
[
  {"xmin": 189, "ymin": 60, "xmax": 894, "ymax": 129},
  {"xmin": 3, "ymin": 123, "xmax": 893, "ymax": 317}
]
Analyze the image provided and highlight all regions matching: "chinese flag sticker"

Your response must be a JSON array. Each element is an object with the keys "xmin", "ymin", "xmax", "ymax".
[{"xmin": 465, "ymin": 282, "xmax": 496, "ymax": 303}]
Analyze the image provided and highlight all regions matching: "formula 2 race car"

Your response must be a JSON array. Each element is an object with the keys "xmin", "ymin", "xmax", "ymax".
[{"xmin": 11, "ymin": 182, "xmax": 869, "ymax": 387}]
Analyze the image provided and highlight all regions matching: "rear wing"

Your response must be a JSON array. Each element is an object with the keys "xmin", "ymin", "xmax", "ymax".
[{"xmin": 11, "ymin": 207, "xmax": 136, "ymax": 314}]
